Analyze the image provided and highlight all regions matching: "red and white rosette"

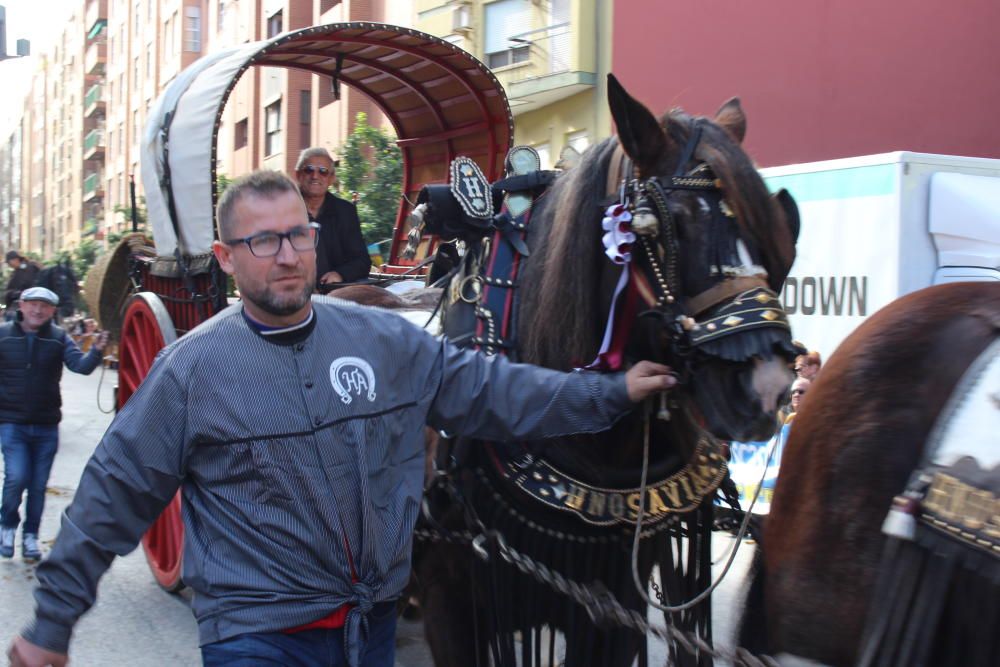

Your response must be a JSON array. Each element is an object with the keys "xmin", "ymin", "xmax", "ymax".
[
  {"xmin": 583, "ymin": 204, "xmax": 639, "ymax": 371},
  {"xmin": 602, "ymin": 203, "xmax": 635, "ymax": 264}
]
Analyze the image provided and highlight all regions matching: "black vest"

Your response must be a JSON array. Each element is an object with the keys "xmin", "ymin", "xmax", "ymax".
[{"xmin": 0, "ymin": 320, "xmax": 72, "ymax": 424}]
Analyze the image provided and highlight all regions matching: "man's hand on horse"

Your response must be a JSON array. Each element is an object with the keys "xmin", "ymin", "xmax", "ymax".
[
  {"xmin": 7, "ymin": 636, "xmax": 68, "ymax": 667},
  {"xmin": 624, "ymin": 361, "xmax": 677, "ymax": 402}
]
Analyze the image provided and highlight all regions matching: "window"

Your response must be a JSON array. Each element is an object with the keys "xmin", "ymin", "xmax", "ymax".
[
  {"xmin": 218, "ymin": 0, "xmax": 226, "ymax": 33},
  {"xmin": 534, "ymin": 143, "xmax": 551, "ymax": 170},
  {"xmin": 267, "ymin": 11, "xmax": 283, "ymax": 39},
  {"xmin": 320, "ymin": 0, "xmax": 340, "ymax": 13},
  {"xmin": 299, "ymin": 90, "xmax": 311, "ymax": 151},
  {"xmin": 484, "ymin": 0, "xmax": 531, "ymax": 69},
  {"xmin": 265, "ymin": 101, "xmax": 282, "ymax": 156},
  {"xmin": 184, "ymin": 6, "xmax": 201, "ymax": 52},
  {"xmin": 234, "ymin": 118, "xmax": 248, "ymax": 150},
  {"xmin": 146, "ymin": 43, "xmax": 154, "ymax": 78},
  {"xmin": 566, "ymin": 130, "xmax": 589, "ymax": 154},
  {"xmin": 165, "ymin": 12, "xmax": 178, "ymax": 60}
]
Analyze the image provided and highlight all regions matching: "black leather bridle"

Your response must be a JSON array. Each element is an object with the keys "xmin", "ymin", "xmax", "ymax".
[{"xmin": 606, "ymin": 120, "xmax": 792, "ymax": 363}]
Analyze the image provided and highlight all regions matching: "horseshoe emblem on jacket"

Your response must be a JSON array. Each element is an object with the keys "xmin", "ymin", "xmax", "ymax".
[{"xmin": 329, "ymin": 357, "xmax": 377, "ymax": 405}]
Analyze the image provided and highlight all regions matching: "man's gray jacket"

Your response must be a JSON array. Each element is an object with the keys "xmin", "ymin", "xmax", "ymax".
[{"xmin": 26, "ymin": 297, "xmax": 634, "ymax": 660}]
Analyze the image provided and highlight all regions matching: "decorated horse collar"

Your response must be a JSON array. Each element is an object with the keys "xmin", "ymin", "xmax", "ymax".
[{"xmin": 488, "ymin": 437, "xmax": 729, "ymax": 527}]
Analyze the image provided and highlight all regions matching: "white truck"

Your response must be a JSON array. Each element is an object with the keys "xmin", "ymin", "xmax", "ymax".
[
  {"xmin": 729, "ymin": 152, "xmax": 1000, "ymax": 513},
  {"xmin": 761, "ymin": 151, "xmax": 1000, "ymax": 362}
]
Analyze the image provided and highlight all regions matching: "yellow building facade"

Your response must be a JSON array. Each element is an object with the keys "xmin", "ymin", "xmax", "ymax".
[{"xmin": 414, "ymin": 0, "xmax": 614, "ymax": 168}]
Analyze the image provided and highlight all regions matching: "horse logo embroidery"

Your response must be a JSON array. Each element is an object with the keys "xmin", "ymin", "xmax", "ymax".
[{"xmin": 329, "ymin": 357, "xmax": 377, "ymax": 405}]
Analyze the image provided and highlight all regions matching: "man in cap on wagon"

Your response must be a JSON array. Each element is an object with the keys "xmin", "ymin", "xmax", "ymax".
[
  {"xmin": 8, "ymin": 170, "xmax": 676, "ymax": 667},
  {"xmin": 0, "ymin": 287, "xmax": 108, "ymax": 563}
]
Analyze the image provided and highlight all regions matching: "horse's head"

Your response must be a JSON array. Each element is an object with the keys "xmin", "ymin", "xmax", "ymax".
[{"xmin": 523, "ymin": 76, "xmax": 800, "ymax": 443}]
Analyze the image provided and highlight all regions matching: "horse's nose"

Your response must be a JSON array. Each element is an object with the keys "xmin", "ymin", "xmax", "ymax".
[{"xmin": 751, "ymin": 357, "xmax": 794, "ymax": 414}]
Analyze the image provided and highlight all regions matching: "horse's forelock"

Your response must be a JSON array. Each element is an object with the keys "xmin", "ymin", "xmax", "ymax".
[
  {"xmin": 520, "ymin": 138, "xmax": 619, "ymax": 369},
  {"xmin": 695, "ymin": 120, "xmax": 794, "ymax": 284}
]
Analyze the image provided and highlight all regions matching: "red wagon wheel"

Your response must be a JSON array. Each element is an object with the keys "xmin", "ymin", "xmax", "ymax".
[{"xmin": 118, "ymin": 293, "xmax": 185, "ymax": 592}]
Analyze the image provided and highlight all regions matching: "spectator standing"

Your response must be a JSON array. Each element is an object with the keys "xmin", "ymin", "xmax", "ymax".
[
  {"xmin": 294, "ymin": 147, "xmax": 372, "ymax": 289},
  {"xmin": 784, "ymin": 377, "xmax": 812, "ymax": 425},
  {"xmin": 6, "ymin": 171, "xmax": 674, "ymax": 667},
  {"xmin": 795, "ymin": 350, "xmax": 822, "ymax": 380},
  {"xmin": 4, "ymin": 251, "xmax": 41, "ymax": 320},
  {"xmin": 0, "ymin": 287, "xmax": 108, "ymax": 562}
]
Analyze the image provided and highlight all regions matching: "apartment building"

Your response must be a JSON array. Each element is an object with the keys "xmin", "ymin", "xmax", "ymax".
[
  {"xmin": 219, "ymin": 0, "xmax": 407, "ymax": 183},
  {"xmin": 0, "ymin": 121, "xmax": 21, "ymax": 256},
  {"xmin": 7, "ymin": 0, "xmax": 410, "ymax": 259},
  {"xmin": 105, "ymin": 0, "xmax": 410, "ymax": 242},
  {"xmin": 415, "ymin": 0, "xmax": 613, "ymax": 169}
]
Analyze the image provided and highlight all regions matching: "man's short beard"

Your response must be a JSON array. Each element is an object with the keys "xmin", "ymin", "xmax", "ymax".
[{"xmin": 245, "ymin": 283, "xmax": 312, "ymax": 317}]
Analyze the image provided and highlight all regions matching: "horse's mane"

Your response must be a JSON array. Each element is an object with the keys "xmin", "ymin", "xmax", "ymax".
[
  {"xmin": 518, "ymin": 138, "xmax": 617, "ymax": 369},
  {"xmin": 520, "ymin": 109, "xmax": 793, "ymax": 371}
]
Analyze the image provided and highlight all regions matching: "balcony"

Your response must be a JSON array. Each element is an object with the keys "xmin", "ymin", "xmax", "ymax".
[
  {"xmin": 489, "ymin": 22, "xmax": 596, "ymax": 116},
  {"xmin": 84, "ymin": 40, "xmax": 106, "ymax": 76},
  {"xmin": 84, "ymin": 128, "xmax": 105, "ymax": 160},
  {"xmin": 85, "ymin": 0, "xmax": 108, "ymax": 40},
  {"xmin": 83, "ymin": 173, "xmax": 104, "ymax": 202},
  {"xmin": 84, "ymin": 83, "xmax": 105, "ymax": 117}
]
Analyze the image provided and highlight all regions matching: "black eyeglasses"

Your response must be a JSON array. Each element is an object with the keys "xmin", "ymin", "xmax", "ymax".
[
  {"xmin": 223, "ymin": 223, "xmax": 320, "ymax": 258},
  {"xmin": 301, "ymin": 165, "xmax": 331, "ymax": 176},
  {"xmin": 791, "ymin": 389, "xmax": 807, "ymax": 396}
]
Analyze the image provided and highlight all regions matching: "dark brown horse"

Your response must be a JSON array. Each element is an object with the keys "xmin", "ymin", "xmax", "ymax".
[
  {"xmin": 741, "ymin": 282, "xmax": 1000, "ymax": 666},
  {"xmin": 413, "ymin": 75, "xmax": 802, "ymax": 667}
]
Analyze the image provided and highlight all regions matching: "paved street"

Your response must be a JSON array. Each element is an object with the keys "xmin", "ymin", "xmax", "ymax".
[{"xmin": 0, "ymin": 366, "xmax": 755, "ymax": 666}]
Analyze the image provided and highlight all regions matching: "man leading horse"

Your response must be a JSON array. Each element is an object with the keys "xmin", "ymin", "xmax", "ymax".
[{"xmin": 7, "ymin": 170, "xmax": 676, "ymax": 667}]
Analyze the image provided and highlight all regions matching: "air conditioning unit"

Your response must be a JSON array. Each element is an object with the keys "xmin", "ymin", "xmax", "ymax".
[{"xmin": 452, "ymin": 3, "xmax": 472, "ymax": 33}]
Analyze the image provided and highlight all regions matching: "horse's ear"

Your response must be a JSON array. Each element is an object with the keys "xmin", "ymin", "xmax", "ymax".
[
  {"xmin": 768, "ymin": 188, "xmax": 800, "ymax": 291},
  {"xmin": 714, "ymin": 98, "xmax": 746, "ymax": 145},
  {"xmin": 607, "ymin": 73, "xmax": 671, "ymax": 172}
]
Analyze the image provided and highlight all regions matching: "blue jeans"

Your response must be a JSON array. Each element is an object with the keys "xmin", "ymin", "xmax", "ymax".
[
  {"xmin": 1, "ymin": 423, "xmax": 60, "ymax": 535},
  {"xmin": 201, "ymin": 601, "xmax": 397, "ymax": 667}
]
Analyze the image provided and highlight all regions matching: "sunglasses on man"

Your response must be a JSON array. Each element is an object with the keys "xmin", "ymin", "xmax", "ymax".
[{"xmin": 301, "ymin": 165, "xmax": 331, "ymax": 176}]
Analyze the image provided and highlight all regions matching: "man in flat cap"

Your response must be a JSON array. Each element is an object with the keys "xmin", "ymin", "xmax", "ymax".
[{"xmin": 0, "ymin": 287, "xmax": 108, "ymax": 561}]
